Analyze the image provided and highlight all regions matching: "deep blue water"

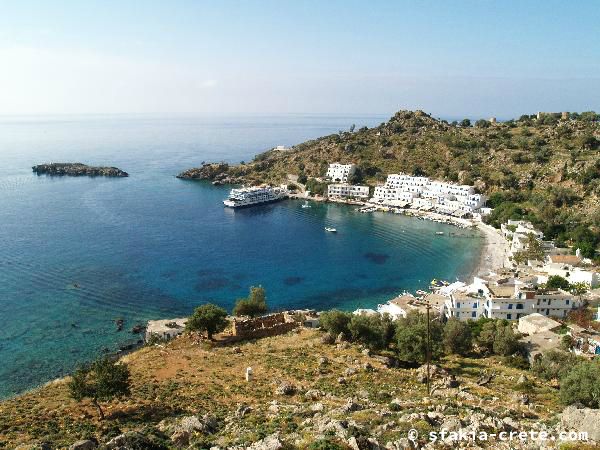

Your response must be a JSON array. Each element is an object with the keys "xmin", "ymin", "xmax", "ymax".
[{"xmin": 0, "ymin": 114, "xmax": 483, "ymax": 398}]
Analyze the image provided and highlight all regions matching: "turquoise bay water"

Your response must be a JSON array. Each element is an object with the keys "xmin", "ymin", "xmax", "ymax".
[{"xmin": 0, "ymin": 114, "xmax": 483, "ymax": 398}]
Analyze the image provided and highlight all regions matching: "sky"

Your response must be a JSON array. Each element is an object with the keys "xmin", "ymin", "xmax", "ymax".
[{"xmin": 0, "ymin": 0, "xmax": 599, "ymax": 118}]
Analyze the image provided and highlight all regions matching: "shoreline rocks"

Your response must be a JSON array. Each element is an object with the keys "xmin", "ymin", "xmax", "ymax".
[{"xmin": 32, "ymin": 163, "xmax": 128, "ymax": 177}]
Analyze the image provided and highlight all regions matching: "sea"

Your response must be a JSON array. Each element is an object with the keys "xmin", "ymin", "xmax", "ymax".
[{"xmin": 0, "ymin": 114, "xmax": 483, "ymax": 398}]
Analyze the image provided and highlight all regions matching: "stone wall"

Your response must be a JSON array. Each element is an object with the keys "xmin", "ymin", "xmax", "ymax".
[{"xmin": 228, "ymin": 313, "xmax": 298, "ymax": 341}]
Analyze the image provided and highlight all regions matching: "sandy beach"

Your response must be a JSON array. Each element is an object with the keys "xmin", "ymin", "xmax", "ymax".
[{"xmin": 473, "ymin": 222, "xmax": 510, "ymax": 278}]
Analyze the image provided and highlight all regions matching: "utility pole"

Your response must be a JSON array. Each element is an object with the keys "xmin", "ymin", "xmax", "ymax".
[{"xmin": 426, "ymin": 300, "xmax": 431, "ymax": 396}]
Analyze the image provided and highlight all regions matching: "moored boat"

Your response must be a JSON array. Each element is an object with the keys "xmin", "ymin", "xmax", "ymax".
[{"xmin": 223, "ymin": 185, "xmax": 288, "ymax": 208}]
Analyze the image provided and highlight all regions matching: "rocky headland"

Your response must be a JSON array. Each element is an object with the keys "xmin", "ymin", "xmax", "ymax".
[
  {"xmin": 32, "ymin": 163, "xmax": 128, "ymax": 177},
  {"xmin": 176, "ymin": 163, "xmax": 244, "ymax": 185}
]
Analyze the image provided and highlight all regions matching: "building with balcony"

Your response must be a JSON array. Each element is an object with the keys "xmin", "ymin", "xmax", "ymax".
[
  {"xmin": 326, "ymin": 163, "xmax": 356, "ymax": 183},
  {"xmin": 327, "ymin": 183, "xmax": 370, "ymax": 199}
]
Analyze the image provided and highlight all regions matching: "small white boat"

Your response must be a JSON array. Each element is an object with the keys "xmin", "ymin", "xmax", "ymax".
[
  {"xmin": 435, "ymin": 231, "xmax": 444, "ymax": 235},
  {"xmin": 324, "ymin": 227, "xmax": 337, "ymax": 233},
  {"xmin": 301, "ymin": 202, "xmax": 311, "ymax": 208}
]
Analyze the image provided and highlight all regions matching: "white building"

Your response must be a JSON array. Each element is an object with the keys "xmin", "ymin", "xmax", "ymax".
[
  {"xmin": 444, "ymin": 272, "xmax": 579, "ymax": 321},
  {"xmin": 370, "ymin": 173, "xmax": 486, "ymax": 214},
  {"xmin": 500, "ymin": 220, "xmax": 554, "ymax": 262},
  {"xmin": 518, "ymin": 313, "xmax": 561, "ymax": 335},
  {"xmin": 542, "ymin": 264, "xmax": 599, "ymax": 288},
  {"xmin": 327, "ymin": 183, "xmax": 370, "ymax": 199},
  {"xmin": 326, "ymin": 163, "xmax": 356, "ymax": 183},
  {"xmin": 145, "ymin": 318, "xmax": 188, "ymax": 342}
]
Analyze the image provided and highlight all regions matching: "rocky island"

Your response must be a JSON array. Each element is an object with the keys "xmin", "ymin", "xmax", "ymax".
[{"xmin": 32, "ymin": 163, "xmax": 128, "ymax": 177}]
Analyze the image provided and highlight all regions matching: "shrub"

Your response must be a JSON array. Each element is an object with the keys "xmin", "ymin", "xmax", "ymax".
[
  {"xmin": 348, "ymin": 313, "xmax": 395, "ymax": 350},
  {"xmin": 319, "ymin": 310, "xmax": 352, "ymax": 337},
  {"xmin": 308, "ymin": 438, "xmax": 348, "ymax": 450},
  {"xmin": 546, "ymin": 275, "xmax": 570, "ymax": 290},
  {"xmin": 395, "ymin": 311, "xmax": 443, "ymax": 363},
  {"xmin": 443, "ymin": 319, "xmax": 472, "ymax": 356},
  {"xmin": 531, "ymin": 350, "xmax": 580, "ymax": 381},
  {"xmin": 476, "ymin": 320, "xmax": 522, "ymax": 356},
  {"xmin": 559, "ymin": 359, "xmax": 600, "ymax": 407}
]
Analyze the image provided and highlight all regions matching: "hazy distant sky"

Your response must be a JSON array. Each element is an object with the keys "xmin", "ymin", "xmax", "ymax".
[{"xmin": 1, "ymin": 0, "xmax": 599, "ymax": 118}]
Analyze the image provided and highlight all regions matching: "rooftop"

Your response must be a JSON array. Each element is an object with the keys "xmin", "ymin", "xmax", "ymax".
[
  {"xmin": 518, "ymin": 313, "xmax": 561, "ymax": 333},
  {"xmin": 488, "ymin": 285, "xmax": 515, "ymax": 298},
  {"xmin": 549, "ymin": 255, "xmax": 582, "ymax": 265}
]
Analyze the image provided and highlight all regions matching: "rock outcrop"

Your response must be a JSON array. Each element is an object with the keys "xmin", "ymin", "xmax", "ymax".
[
  {"xmin": 32, "ymin": 163, "xmax": 128, "ymax": 177},
  {"xmin": 176, "ymin": 162, "xmax": 244, "ymax": 185},
  {"xmin": 560, "ymin": 405, "xmax": 600, "ymax": 441}
]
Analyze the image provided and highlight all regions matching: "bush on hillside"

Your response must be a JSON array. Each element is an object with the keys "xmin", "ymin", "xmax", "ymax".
[
  {"xmin": 319, "ymin": 310, "xmax": 352, "ymax": 338},
  {"xmin": 559, "ymin": 359, "xmax": 600, "ymax": 407},
  {"xmin": 477, "ymin": 320, "xmax": 522, "ymax": 356},
  {"xmin": 443, "ymin": 318, "xmax": 473, "ymax": 356},
  {"xmin": 395, "ymin": 311, "xmax": 443, "ymax": 363},
  {"xmin": 348, "ymin": 313, "xmax": 395, "ymax": 350},
  {"xmin": 531, "ymin": 350, "xmax": 580, "ymax": 381}
]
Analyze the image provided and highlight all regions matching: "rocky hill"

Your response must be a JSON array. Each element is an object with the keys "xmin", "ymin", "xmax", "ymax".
[
  {"xmin": 179, "ymin": 111, "xmax": 600, "ymax": 255},
  {"xmin": 1, "ymin": 329, "xmax": 597, "ymax": 449},
  {"xmin": 33, "ymin": 163, "xmax": 128, "ymax": 177}
]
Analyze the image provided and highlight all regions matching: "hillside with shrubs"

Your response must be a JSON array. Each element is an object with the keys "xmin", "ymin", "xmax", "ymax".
[
  {"xmin": 184, "ymin": 110, "xmax": 600, "ymax": 259},
  {"xmin": 2, "ymin": 307, "xmax": 599, "ymax": 449}
]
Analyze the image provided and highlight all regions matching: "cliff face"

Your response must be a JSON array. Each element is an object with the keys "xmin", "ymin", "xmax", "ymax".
[{"xmin": 32, "ymin": 163, "xmax": 128, "ymax": 177}]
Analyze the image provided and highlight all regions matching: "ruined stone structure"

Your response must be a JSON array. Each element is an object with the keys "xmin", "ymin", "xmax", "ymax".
[{"xmin": 229, "ymin": 313, "xmax": 298, "ymax": 341}]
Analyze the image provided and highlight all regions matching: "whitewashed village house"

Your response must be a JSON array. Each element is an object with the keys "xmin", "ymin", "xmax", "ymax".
[
  {"xmin": 327, "ymin": 183, "xmax": 370, "ymax": 199},
  {"xmin": 326, "ymin": 163, "xmax": 356, "ymax": 183},
  {"xmin": 444, "ymin": 271, "xmax": 579, "ymax": 321},
  {"xmin": 370, "ymin": 174, "xmax": 486, "ymax": 215}
]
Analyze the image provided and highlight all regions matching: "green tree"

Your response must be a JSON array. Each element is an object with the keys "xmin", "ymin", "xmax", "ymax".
[
  {"xmin": 319, "ymin": 310, "xmax": 352, "ymax": 337},
  {"xmin": 460, "ymin": 118, "xmax": 471, "ymax": 127},
  {"xmin": 546, "ymin": 275, "xmax": 571, "ymax": 290},
  {"xmin": 492, "ymin": 323, "xmax": 521, "ymax": 356},
  {"xmin": 348, "ymin": 313, "xmax": 395, "ymax": 350},
  {"xmin": 560, "ymin": 359, "xmax": 600, "ymax": 407},
  {"xmin": 395, "ymin": 311, "xmax": 443, "ymax": 363},
  {"xmin": 569, "ymin": 281, "xmax": 590, "ymax": 301},
  {"xmin": 233, "ymin": 286, "xmax": 268, "ymax": 318},
  {"xmin": 531, "ymin": 350, "xmax": 579, "ymax": 381},
  {"xmin": 475, "ymin": 119, "xmax": 490, "ymax": 128},
  {"xmin": 443, "ymin": 319, "xmax": 472, "ymax": 356},
  {"xmin": 477, "ymin": 320, "xmax": 521, "ymax": 356},
  {"xmin": 186, "ymin": 303, "xmax": 229, "ymax": 339},
  {"xmin": 68, "ymin": 357, "xmax": 131, "ymax": 420}
]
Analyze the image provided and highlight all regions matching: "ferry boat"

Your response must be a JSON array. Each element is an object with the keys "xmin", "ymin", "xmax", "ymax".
[{"xmin": 223, "ymin": 186, "xmax": 288, "ymax": 208}]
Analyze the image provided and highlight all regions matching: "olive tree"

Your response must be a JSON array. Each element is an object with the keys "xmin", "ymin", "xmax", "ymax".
[
  {"xmin": 186, "ymin": 303, "xmax": 229, "ymax": 339},
  {"xmin": 560, "ymin": 359, "xmax": 600, "ymax": 407},
  {"xmin": 319, "ymin": 310, "xmax": 352, "ymax": 338},
  {"xmin": 233, "ymin": 286, "xmax": 268, "ymax": 318},
  {"xmin": 395, "ymin": 311, "xmax": 443, "ymax": 363},
  {"xmin": 443, "ymin": 318, "xmax": 473, "ymax": 356},
  {"xmin": 68, "ymin": 357, "xmax": 131, "ymax": 420}
]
